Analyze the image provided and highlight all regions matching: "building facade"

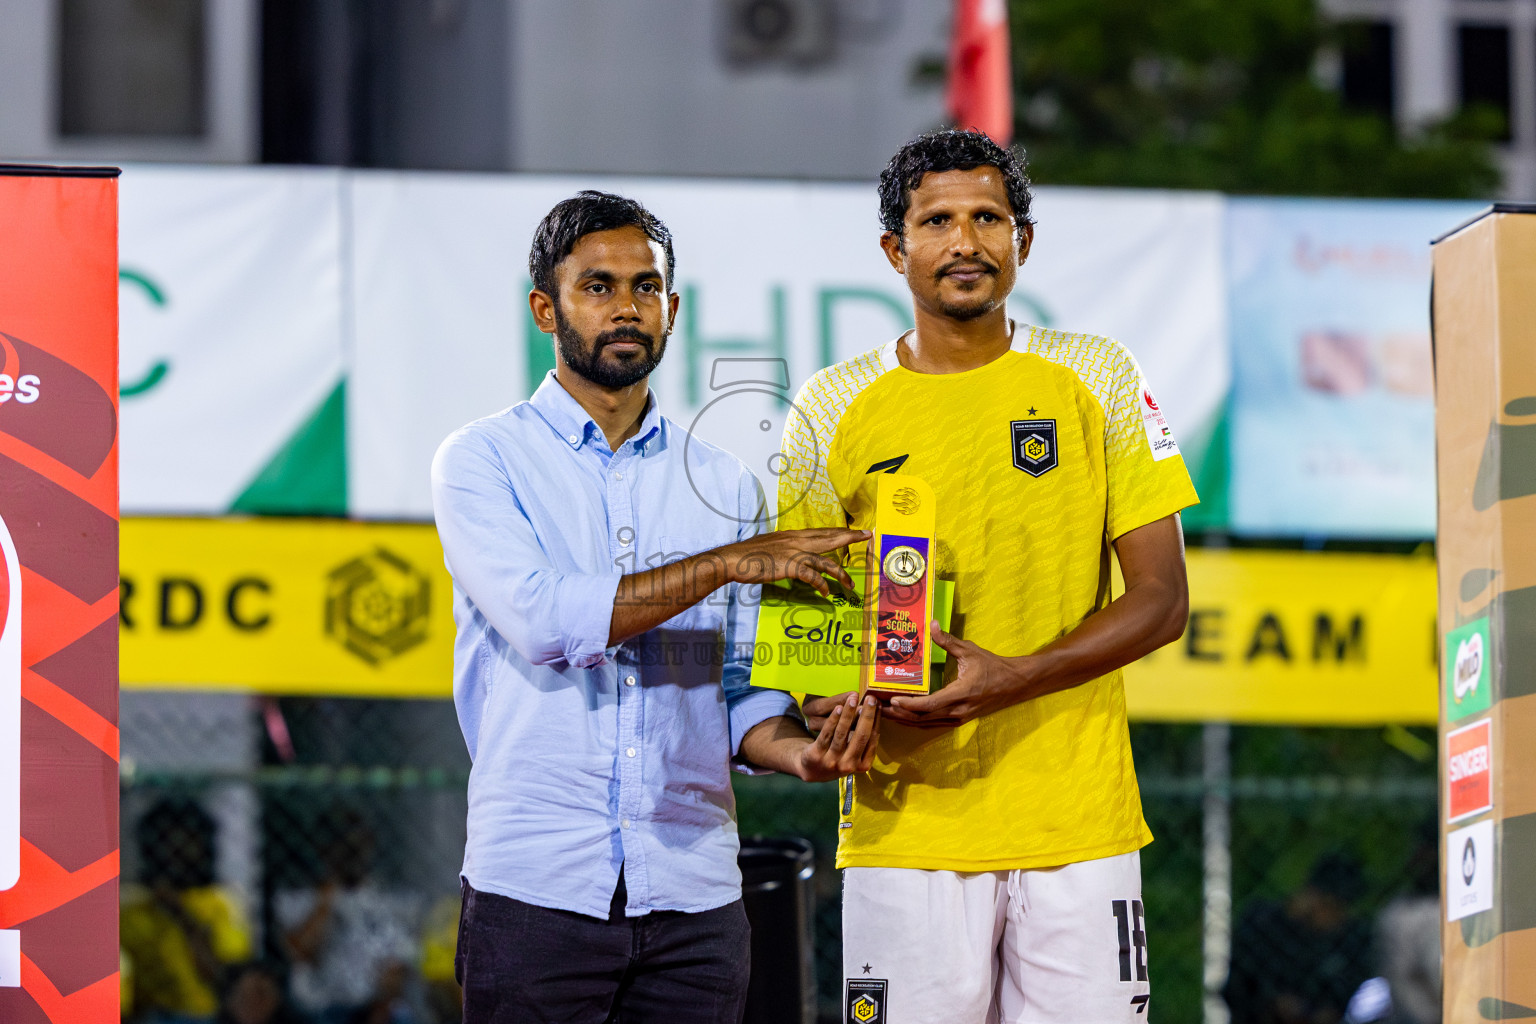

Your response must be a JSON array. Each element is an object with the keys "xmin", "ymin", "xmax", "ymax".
[
  {"xmin": 2, "ymin": 0, "xmax": 1529, "ymax": 188},
  {"xmin": 0, "ymin": 0, "xmax": 949, "ymax": 180},
  {"xmin": 1323, "ymin": 0, "xmax": 1536, "ymax": 197}
]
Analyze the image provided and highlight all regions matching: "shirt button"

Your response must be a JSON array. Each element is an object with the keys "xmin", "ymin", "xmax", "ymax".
[
  {"xmin": 614, "ymin": 471, "xmax": 624, "ymax": 480},
  {"xmin": 621, "ymin": 819, "xmax": 631, "ymax": 829},
  {"xmin": 625, "ymin": 675, "xmax": 636, "ymax": 686},
  {"xmin": 626, "ymin": 747, "xmax": 637, "ymax": 758},
  {"xmin": 619, "ymin": 534, "xmax": 632, "ymax": 546},
  {"xmin": 567, "ymin": 434, "xmax": 579, "ymax": 444}
]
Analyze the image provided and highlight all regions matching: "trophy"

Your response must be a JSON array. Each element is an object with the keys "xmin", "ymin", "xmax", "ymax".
[{"xmin": 861, "ymin": 474, "xmax": 937, "ymax": 698}]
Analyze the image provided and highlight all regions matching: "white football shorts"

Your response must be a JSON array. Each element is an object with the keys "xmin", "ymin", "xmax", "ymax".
[{"xmin": 841, "ymin": 852, "xmax": 1151, "ymax": 1024}]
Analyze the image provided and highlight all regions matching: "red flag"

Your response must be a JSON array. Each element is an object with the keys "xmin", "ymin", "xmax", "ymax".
[{"xmin": 947, "ymin": 0, "xmax": 1013, "ymax": 145}]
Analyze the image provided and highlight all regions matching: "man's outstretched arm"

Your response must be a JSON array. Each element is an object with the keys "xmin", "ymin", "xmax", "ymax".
[{"xmin": 607, "ymin": 527, "xmax": 868, "ymax": 647}]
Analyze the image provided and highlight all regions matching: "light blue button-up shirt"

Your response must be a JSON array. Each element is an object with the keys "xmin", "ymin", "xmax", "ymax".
[{"xmin": 431, "ymin": 372, "xmax": 796, "ymax": 919}]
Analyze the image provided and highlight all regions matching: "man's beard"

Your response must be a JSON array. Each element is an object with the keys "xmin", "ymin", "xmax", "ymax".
[
  {"xmin": 934, "ymin": 258, "xmax": 1002, "ymax": 322},
  {"xmin": 937, "ymin": 294, "xmax": 1001, "ymax": 321},
  {"xmin": 555, "ymin": 305, "xmax": 666, "ymax": 388}
]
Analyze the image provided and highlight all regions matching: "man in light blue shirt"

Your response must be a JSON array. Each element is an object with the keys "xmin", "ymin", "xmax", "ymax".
[{"xmin": 431, "ymin": 191, "xmax": 879, "ymax": 1024}]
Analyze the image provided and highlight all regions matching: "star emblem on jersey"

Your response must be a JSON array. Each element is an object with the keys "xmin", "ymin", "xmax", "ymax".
[{"xmin": 1011, "ymin": 419, "xmax": 1058, "ymax": 477}]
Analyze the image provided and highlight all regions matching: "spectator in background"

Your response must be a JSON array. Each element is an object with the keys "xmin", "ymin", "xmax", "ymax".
[
  {"xmin": 121, "ymin": 797, "xmax": 253, "ymax": 1024},
  {"xmin": 1377, "ymin": 824, "xmax": 1441, "ymax": 1024},
  {"xmin": 1224, "ymin": 851, "xmax": 1375, "ymax": 1024},
  {"xmin": 276, "ymin": 807, "xmax": 423, "ymax": 1024},
  {"xmin": 417, "ymin": 895, "xmax": 462, "ymax": 1024},
  {"xmin": 218, "ymin": 961, "xmax": 307, "ymax": 1024}
]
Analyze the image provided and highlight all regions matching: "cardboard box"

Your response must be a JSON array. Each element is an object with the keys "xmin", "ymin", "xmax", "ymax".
[{"xmin": 1431, "ymin": 205, "xmax": 1536, "ymax": 1021}]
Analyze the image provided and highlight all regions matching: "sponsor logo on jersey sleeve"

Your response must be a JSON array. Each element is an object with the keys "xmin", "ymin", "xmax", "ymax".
[{"xmin": 1139, "ymin": 383, "xmax": 1180, "ymax": 462}]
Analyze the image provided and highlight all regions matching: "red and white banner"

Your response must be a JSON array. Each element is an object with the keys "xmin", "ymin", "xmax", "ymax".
[{"xmin": 0, "ymin": 166, "xmax": 121, "ymax": 1021}]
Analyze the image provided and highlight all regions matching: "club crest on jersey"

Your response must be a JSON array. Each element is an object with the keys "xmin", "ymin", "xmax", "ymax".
[
  {"xmin": 846, "ymin": 979, "xmax": 888, "ymax": 1023},
  {"xmin": 1010, "ymin": 419, "xmax": 1057, "ymax": 477}
]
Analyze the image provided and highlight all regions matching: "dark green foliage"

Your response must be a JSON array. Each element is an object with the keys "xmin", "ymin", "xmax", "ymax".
[{"xmin": 1005, "ymin": 0, "xmax": 1502, "ymax": 197}]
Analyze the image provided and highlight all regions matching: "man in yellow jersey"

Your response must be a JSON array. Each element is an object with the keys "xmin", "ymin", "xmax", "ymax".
[{"xmin": 777, "ymin": 130, "xmax": 1197, "ymax": 1023}]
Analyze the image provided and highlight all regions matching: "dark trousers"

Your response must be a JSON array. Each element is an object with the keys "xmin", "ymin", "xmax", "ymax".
[{"xmin": 456, "ymin": 874, "xmax": 751, "ymax": 1024}]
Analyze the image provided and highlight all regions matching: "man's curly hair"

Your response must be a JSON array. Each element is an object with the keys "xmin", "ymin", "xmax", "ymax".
[{"xmin": 878, "ymin": 130, "xmax": 1034, "ymax": 247}]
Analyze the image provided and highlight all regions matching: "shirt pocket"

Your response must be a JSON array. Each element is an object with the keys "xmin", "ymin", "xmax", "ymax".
[{"xmin": 651, "ymin": 533, "xmax": 703, "ymax": 565}]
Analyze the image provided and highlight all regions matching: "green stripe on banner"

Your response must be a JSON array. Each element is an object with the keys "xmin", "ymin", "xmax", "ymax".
[
  {"xmin": 1179, "ymin": 406, "xmax": 1230, "ymax": 532},
  {"xmin": 231, "ymin": 381, "xmax": 348, "ymax": 515}
]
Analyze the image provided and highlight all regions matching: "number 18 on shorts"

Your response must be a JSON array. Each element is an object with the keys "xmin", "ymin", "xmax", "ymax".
[{"xmin": 843, "ymin": 852, "xmax": 1151, "ymax": 1023}]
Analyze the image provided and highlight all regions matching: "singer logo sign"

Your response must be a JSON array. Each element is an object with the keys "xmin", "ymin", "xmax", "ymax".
[{"xmin": 1446, "ymin": 718, "xmax": 1494, "ymax": 823}]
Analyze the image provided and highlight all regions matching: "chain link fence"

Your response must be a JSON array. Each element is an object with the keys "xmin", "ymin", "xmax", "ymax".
[{"xmin": 120, "ymin": 694, "xmax": 1438, "ymax": 1024}]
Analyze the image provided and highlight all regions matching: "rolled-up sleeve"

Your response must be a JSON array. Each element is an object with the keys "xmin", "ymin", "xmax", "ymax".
[
  {"xmin": 431, "ymin": 430, "xmax": 620, "ymax": 668},
  {"xmin": 723, "ymin": 469, "xmax": 796, "ymax": 771}
]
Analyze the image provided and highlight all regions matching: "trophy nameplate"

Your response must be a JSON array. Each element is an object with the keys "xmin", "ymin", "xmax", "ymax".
[{"xmin": 861, "ymin": 473, "xmax": 937, "ymax": 697}]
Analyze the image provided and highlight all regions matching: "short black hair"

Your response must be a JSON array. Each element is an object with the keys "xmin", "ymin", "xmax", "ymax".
[
  {"xmin": 878, "ymin": 129, "xmax": 1034, "ymax": 246},
  {"xmin": 529, "ymin": 190, "xmax": 676, "ymax": 296}
]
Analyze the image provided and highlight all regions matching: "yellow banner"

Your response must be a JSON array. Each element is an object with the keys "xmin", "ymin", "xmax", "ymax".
[
  {"xmin": 122, "ymin": 519, "xmax": 1439, "ymax": 721},
  {"xmin": 121, "ymin": 518, "xmax": 454, "ymax": 697},
  {"xmin": 1123, "ymin": 548, "xmax": 1437, "ymax": 724}
]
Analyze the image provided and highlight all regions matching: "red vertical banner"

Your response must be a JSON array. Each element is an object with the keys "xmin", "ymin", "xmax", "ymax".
[
  {"xmin": 0, "ymin": 166, "xmax": 121, "ymax": 1023},
  {"xmin": 947, "ymin": 0, "xmax": 1013, "ymax": 145}
]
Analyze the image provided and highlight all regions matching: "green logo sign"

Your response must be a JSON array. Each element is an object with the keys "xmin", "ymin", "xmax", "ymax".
[{"xmin": 1444, "ymin": 616, "xmax": 1492, "ymax": 721}]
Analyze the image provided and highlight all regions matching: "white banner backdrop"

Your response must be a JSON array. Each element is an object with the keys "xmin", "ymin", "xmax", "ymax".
[
  {"xmin": 1227, "ymin": 197, "xmax": 1481, "ymax": 537},
  {"xmin": 118, "ymin": 166, "xmax": 346, "ymax": 513},
  {"xmin": 347, "ymin": 173, "xmax": 1229, "ymax": 518}
]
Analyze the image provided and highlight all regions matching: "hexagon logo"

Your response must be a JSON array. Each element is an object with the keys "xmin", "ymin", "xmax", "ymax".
[
  {"xmin": 324, "ymin": 548, "xmax": 430, "ymax": 665},
  {"xmin": 1010, "ymin": 418, "xmax": 1058, "ymax": 477}
]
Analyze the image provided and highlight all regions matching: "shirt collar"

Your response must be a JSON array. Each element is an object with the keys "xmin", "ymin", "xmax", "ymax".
[{"xmin": 530, "ymin": 371, "xmax": 664, "ymax": 454}]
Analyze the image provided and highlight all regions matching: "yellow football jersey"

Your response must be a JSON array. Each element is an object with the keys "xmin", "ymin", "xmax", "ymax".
[{"xmin": 778, "ymin": 324, "xmax": 1198, "ymax": 870}]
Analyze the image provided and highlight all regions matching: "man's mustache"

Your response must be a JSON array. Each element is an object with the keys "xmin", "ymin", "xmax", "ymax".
[
  {"xmin": 935, "ymin": 257, "xmax": 999, "ymax": 280},
  {"xmin": 596, "ymin": 326, "xmax": 656, "ymax": 351}
]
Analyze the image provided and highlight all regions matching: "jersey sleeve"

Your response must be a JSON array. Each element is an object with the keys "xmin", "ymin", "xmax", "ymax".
[
  {"xmin": 775, "ymin": 371, "xmax": 849, "ymax": 531},
  {"xmin": 1100, "ymin": 343, "xmax": 1200, "ymax": 540}
]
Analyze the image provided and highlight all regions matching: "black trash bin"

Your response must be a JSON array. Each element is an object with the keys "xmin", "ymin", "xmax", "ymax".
[{"xmin": 739, "ymin": 836, "xmax": 817, "ymax": 1024}]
